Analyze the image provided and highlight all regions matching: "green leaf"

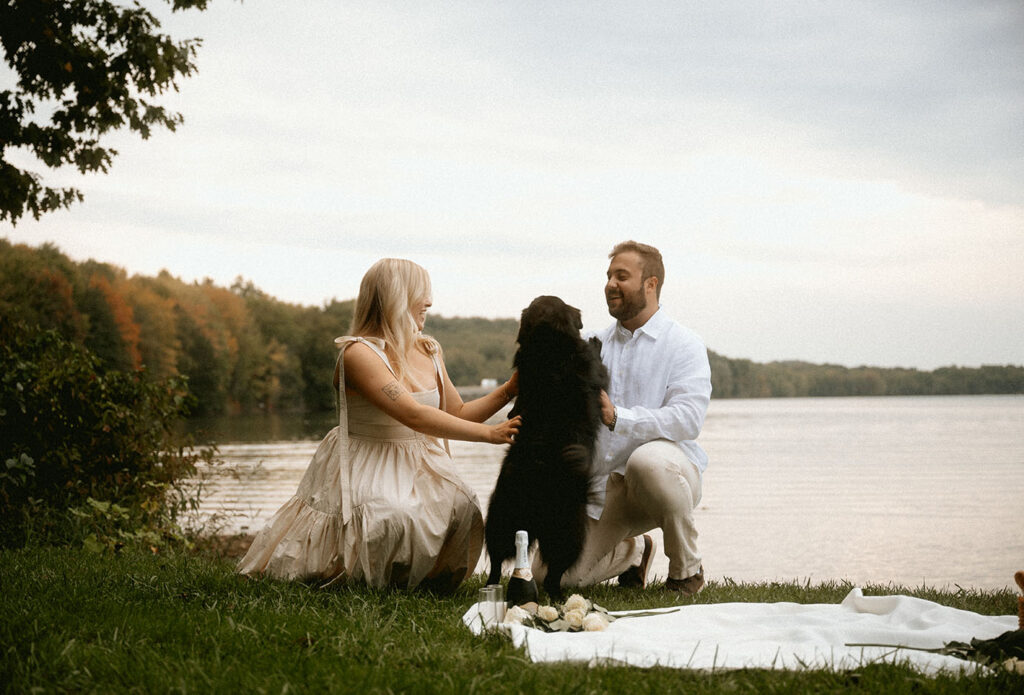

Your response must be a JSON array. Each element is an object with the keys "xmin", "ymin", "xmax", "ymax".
[
  {"xmin": 87, "ymin": 498, "xmax": 111, "ymax": 514},
  {"xmin": 82, "ymin": 534, "xmax": 105, "ymax": 554}
]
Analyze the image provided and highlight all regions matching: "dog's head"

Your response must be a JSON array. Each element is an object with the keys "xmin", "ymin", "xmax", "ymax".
[{"xmin": 516, "ymin": 295, "xmax": 583, "ymax": 346}]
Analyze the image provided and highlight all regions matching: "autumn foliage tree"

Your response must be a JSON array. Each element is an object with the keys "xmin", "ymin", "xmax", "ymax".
[{"xmin": 0, "ymin": 0, "xmax": 211, "ymax": 223}]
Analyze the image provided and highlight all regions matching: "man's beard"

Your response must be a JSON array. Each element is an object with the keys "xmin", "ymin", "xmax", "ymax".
[{"xmin": 606, "ymin": 285, "xmax": 647, "ymax": 322}]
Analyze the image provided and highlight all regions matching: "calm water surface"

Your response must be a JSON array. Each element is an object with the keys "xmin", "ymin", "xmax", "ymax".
[{"xmin": 190, "ymin": 395, "xmax": 1023, "ymax": 591}]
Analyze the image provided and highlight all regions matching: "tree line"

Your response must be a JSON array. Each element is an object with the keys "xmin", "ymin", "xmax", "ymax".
[
  {"xmin": 2, "ymin": 240, "xmax": 1020, "ymax": 415},
  {"xmin": 707, "ymin": 353, "xmax": 1023, "ymax": 398}
]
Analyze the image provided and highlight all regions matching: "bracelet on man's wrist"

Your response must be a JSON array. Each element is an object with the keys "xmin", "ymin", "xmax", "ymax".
[{"xmin": 608, "ymin": 408, "xmax": 617, "ymax": 431}]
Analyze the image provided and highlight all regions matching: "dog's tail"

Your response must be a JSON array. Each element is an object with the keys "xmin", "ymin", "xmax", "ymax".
[{"xmin": 561, "ymin": 444, "xmax": 592, "ymax": 475}]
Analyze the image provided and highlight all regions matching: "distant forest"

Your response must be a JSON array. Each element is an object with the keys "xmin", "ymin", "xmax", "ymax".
[{"xmin": 3, "ymin": 240, "xmax": 1022, "ymax": 415}]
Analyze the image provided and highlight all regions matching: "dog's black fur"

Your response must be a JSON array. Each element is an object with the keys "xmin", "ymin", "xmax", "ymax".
[{"xmin": 485, "ymin": 295, "xmax": 608, "ymax": 600}]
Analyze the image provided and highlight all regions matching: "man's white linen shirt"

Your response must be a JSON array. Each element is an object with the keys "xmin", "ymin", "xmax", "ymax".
[{"xmin": 587, "ymin": 307, "xmax": 712, "ymax": 519}]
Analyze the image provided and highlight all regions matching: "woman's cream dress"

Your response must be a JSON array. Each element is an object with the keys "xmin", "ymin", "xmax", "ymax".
[{"xmin": 237, "ymin": 337, "xmax": 484, "ymax": 590}]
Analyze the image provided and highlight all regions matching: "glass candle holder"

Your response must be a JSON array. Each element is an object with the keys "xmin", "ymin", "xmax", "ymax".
[
  {"xmin": 487, "ymin": 583, "xmax": 506, "ymax": 624},
  {"xmin": 477, "ymin": 586, "xmax": 497, "ymax": 628}
]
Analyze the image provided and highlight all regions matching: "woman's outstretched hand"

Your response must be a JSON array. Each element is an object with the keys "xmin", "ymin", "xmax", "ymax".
[{"xmin": 488, "ymin": 415, "xmax": 522, "ymax": 444}]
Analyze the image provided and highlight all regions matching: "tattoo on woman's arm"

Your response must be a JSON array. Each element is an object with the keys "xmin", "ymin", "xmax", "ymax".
[{"xmin": 382, "ymin": 381, "xmax": 403, "ymax": 401}]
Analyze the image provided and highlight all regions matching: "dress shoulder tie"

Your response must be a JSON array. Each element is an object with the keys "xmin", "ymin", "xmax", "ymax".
[{"xmin": 332, "ymin": 335, "xmax": 391, "ymax": 523}]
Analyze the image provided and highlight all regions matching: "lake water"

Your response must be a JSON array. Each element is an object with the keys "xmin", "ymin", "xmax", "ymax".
[{"xmin": 190, "ymin": 395, "xmax": 1024, "ymax": 591}]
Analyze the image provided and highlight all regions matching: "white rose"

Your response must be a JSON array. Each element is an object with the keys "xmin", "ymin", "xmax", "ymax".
[
  {"xmin": 1005, "ymin": 657, "xmax": 1024, "ymax": 675},
  {"xmin": 563, "ymin": 594, "xmax": 590, "ymax": 613},
  {"xmin": 536, "ymin": 605, "xmax": 559, "ymax": 622},
  {"xmin": 583, "ymin": 612, "xmax": 609, "ymax": 632},
  {"xmin": 563, "ymin": 608, "xmax": 585, "ymax": 629},
  {"xmin": 503, "ymin": 605, "xmax": 531, "ymax": 625}
]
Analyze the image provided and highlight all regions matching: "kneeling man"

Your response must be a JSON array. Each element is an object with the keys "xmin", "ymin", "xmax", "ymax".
[{"xmin": 538, "ymin": 240, "xmax": 711, "ymax": 594}]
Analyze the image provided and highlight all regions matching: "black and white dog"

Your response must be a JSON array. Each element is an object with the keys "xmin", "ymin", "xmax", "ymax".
[{"xmin": 485, "ymin": 296, "xmax": 608, "ymax": 599}]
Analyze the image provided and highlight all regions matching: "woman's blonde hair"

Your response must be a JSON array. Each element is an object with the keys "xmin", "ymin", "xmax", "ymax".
[{"xmin": 349, "ymin": 258, "xmax": 439, "ymax": 383}]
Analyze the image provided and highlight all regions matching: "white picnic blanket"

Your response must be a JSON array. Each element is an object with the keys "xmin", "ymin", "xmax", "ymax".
[{"xmin": 462, "ymin": 588, "xmax": 1018, "ymax": 675}]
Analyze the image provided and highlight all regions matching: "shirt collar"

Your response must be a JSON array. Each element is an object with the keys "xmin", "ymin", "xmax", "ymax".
[{"xmin": 615, "ymin": 305, "xmax": 666, "ymax": 340}]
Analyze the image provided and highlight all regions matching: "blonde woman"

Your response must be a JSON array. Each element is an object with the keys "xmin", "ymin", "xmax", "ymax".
[{"xmin": 238, "ymin": 259, "xmax": 520, "ymax": 591}]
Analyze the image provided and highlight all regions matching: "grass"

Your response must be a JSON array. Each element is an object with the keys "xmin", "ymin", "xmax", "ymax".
[{"xmin": 1, "ymin": 545, "xmax": 1020, "ymax": 694}]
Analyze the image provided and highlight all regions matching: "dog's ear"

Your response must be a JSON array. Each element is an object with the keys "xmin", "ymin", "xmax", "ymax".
[
  {"xmin": 516, "ymin": 304, "xmax": 536, "ymax": 345},
  {"xmin": 569, "ymin": 305, "xmax": 583, "ymax": 331},
  {"xmin": 516, "ymin": 310, "xmax": 527, "ymax": 344}
]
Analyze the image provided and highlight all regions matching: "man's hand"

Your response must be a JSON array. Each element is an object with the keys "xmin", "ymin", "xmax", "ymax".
[{"xmin": 599, "ymin": 390, "xmax": 616, "ymax": 428}]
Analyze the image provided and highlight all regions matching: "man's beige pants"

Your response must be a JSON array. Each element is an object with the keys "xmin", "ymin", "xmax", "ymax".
[{"xmin": 533, "ymin": 439, "xmax": 703, "ymax": 586}]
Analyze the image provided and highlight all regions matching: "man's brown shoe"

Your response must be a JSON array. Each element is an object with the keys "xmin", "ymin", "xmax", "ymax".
[
  {"xmin": 665, "ymin": 566, "xmax": 704, "ymax": 596},
  {"xmin": 617, "ymin": 534, "xmax": 655, "ymax": 588}
]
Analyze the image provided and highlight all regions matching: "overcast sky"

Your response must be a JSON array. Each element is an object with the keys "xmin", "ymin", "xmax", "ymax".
[{"xmin": 3, "ymin": 1, "xmax": 1022, "ymax": 370}]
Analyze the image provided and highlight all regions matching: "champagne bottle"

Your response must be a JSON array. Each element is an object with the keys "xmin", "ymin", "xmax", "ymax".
[{"xmin": 506, "ymin": 530, "xmax": 539, "ymax": 609}]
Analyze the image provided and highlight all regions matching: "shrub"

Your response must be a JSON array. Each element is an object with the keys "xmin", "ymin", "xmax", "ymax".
[{"xmin": 0, "ymin": 320, "xmax": 213, "ymax": 548}]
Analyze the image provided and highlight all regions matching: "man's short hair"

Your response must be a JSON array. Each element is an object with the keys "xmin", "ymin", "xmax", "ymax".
[{"xmin": 610, "ymin": 241, "xmax": 664, "ymax": 299}]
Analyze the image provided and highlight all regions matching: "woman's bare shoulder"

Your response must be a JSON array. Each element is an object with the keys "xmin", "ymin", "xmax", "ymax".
[{"xmin": 343, "ymin": 339, "xmax": 386, "ymax": 366}]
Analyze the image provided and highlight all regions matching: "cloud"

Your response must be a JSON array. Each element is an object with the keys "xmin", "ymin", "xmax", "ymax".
[{"xmin": 2, "ymin": 0, "xmax": 1022, "ymax": 369}]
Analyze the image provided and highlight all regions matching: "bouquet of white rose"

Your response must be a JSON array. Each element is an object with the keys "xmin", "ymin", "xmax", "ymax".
[{"xmin": 502, "ymin": 593, "xmax": 614, "ymax": 632}]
